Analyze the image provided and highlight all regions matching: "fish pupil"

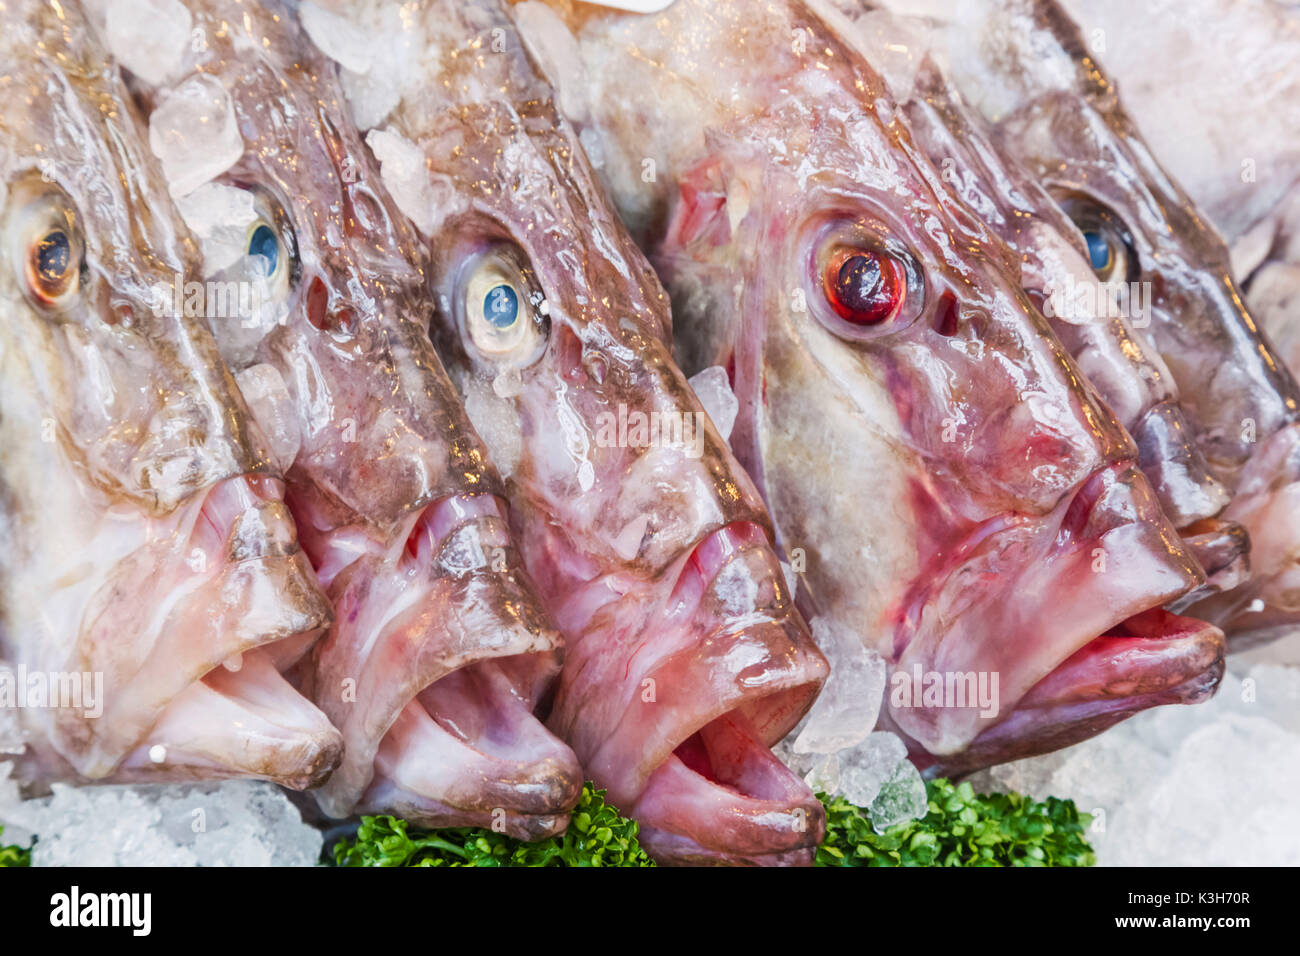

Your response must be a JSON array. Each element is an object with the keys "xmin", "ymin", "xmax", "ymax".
[
  {"xmin": 483, "ymin": 283, "xmax": 519, "ymax": 329},
  {"xmin": 831, "ymin": 251, "xmax": 900, "ymax": 325},
  {"xmin": 36, "ymin": 230, "xmax": 71, "ymax": 283},
  {"xmin": 248, "ymin": 224, "xmax": 279, "ymax": 275},
  {"xmin": 1084, "ymin": 230, "xmax": 1112, "ymax": 273}
]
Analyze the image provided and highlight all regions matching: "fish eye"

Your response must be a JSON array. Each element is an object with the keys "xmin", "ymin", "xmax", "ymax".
[
  {"xmin": 6, "ymin": 184, "xmax": 84, "ymax": 313},
  {"xmin": 822, "ymin": 246, "xmax": 907, "ymax": 326},
  {"xmin": 247, "ymin": 222, "xmax": 280, "ymax": 278},
  {"xmin": 1058, "ymin": 196, "xmax": 1138, "ymax": 284},
  {"xmin": 458, "ymin": 245, "xmax": 547, "ymax": 367}
]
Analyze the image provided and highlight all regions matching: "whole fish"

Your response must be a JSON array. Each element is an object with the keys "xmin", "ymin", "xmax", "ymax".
[
  {"xmin": 859, "ymin": 0, "xmax": 1300, "ymax": 646},
  {"xmin": 100, "ymin": 0, "xmax": 583, "ymax": 837},
  {"xmin": 524, "ymin": 0, "xmax": 1225, "ymax": 776},
  {"xmin": 303, "ymin": 0, "xmax": 830, "ymax": 864},
  {"xmin": 813, "ymin": 10, "xmax": 1248, "ymax": 598},
  {"xmin": 0, "ymin": 0, "xmax": 341, "ymax": 790}
]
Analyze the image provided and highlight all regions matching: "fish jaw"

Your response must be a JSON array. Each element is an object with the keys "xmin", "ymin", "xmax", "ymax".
[
  {"xmin": 115, "ymin": 647, "xmax": 341, "ymax": 789},
  {"xmin": 887, "ymin": 462, "xmax": 1218, "ymax": 754},
  {"xmin": 632, "ymin": 710, "xmax": 825, "ymax": 866},
  {"xmin": 16, "ymin": 474, "xmax": 338, "ymax": 787},
  {"xmin": 299, "ymin": 492, "xmax": 580, "ymax": 828},
  {"xmin": 362, "ymin": 660, "xmax": 582, "ymax": 841},
  {"xmin": 546, "ymin": 521, "xmax": 828, "ymax": 864},
  {"xmin": 901, "ymin": 607, "xmax": 1225, "ymax": 777},
  {"xmin": 1187, "ymin": 423, "xmax": 1300, "ymax": 645}
]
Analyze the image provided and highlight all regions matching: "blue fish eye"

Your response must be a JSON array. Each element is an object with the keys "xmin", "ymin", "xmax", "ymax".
[
  {"xmin": 248, "ymin": 223, "xmax": 280, "ymax": 275},
  {"xmin": 483, "ymin": 283, "xmax": 519, "ymax": 329},
  {"xmin": 1083, "ymin": 230, "xmax": 1112, "ymax": 274},
  {"xmin": 36, "ymin": 230, "xmax": 71, "ymax": 282}
]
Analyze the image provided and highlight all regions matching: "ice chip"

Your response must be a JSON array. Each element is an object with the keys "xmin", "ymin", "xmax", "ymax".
[
  {"xmin": 104, "ymin": 0, "xmax": 192, "ymax": 85},
  {"xmin": 298, "ymin": 0, "xmax": 375, "ymax": 74},
  {"xmin": 367, "ymin": 128, "xmax": 435, "ymax": 237},
  {"xmin": 968, "ymin": 660, "xmax": 1300, "ymax": 865},
  {"xmin": 792, "ymin": 619, "xmax": 886, "ymax": 754},
  {"xmin": 149, "ymin": 73, "xmax": 244, "ymax": 197},
  {"xmin": 803, "ymin": 753, "xmax": 840, "ymax": 795},
  {"xmin": 688, "ymin": 366, "xmax": 738, "ymax": 442},
  {"xmin": 867, "ymin": 758, "xmax": 928, "ymax": 832},
  {"xmin": 175, "ymin": 182, "xmax": 259, "ymax": 273},
  {"xmin": 340, "ymin": 68, "xmax": 402, "ymax": 131},
  {"xmin": 837, "ymin": 731, "xmax": 907, "ymax": 807},
  {"xmin": 236, "ymin": 364, "xmax": 301, "ymax": 473}
]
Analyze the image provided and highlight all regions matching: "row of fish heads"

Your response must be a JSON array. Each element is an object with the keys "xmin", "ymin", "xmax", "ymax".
[{"xmin": 0, "ymin": 0, "xmax": 1294, "ymax": 867}]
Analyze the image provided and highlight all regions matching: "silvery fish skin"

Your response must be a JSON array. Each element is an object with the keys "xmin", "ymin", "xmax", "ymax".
[
  {"xmin": 813, "ymin": 9, "xmax": 1248, "ymax": 599},
  {"xmin": 1057, "ymin": 0, "xmax": 1300, "ymax": 496},
  {"xmin": 309, "ymin": 0, "xmax": 830, "ymax": 865},
  {"xmin": 866, "ymin": 0, "xmax": 1300, "ymax": 647},
  {"xmin": 0, "ymin": 0, "xmax": 341, "ymax": 790},
  {"xmin": 110, "ymin": 0, "xmax": 581, "ymax": 838},
  {"xmin": 529, "ymin": 0, "xmax": 1225, "ymax": 776}
]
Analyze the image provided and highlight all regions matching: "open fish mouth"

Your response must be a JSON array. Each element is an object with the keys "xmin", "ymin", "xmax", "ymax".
[
  {"xmin": 58, "ymin": 474, "xmax": 342, "ymax": 789},
  {"xmin": 910, "ymin": 606, "xmax": 1225, "ymax": 777},
  {"xmin": 117, "ymin": 647, "xmax": 342, "ymax": 790},
  {"xmin": 561, "ymin": 522, "xmax": 828, "ymax": 865},
  {"xmin": 302, "ymin": 492, "xmax": 581, "ymax": 839},
  {"xmin": 889, "ymin": 462, "xmax": 1225, "ymax": 762}
]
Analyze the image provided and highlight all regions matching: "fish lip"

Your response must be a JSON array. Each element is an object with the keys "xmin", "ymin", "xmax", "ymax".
[{"xmin": 908, "ymin": 612, "xmax": 1226, "ymax": 777}]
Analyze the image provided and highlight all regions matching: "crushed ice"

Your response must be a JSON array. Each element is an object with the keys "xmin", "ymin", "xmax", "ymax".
[
  {"xmin": 102, "ymin": 0, "xmax": 192, "ymax": 86},
  {"xmin": 0, "ymin": 777, "xmax": 322, "ymax": 867},
  {"xmin": 968, "ymin": 661, "xmax": 1300, "ymax": 866},
  {"xmin": 688, "ymin": 366, "xmax": 738, "ymax": 442},
  {"xmin": 148, "ymin": 73, "xmax": 244, "ymax": 197}
]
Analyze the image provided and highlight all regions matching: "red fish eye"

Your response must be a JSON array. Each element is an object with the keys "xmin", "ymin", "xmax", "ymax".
[{"xmin": 822, "ymin": 247, "xmax": 905, "ymax": 326}]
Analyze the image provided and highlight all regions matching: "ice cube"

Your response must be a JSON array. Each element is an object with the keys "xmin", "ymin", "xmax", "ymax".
[
  {"xmin": 149, "ymin": 74, "xmax": 244, "ymax": 198},
  {"xmin": 298, "ymin": 0, "xmax": 375, "ymax": 74},
  {"xmin": 837, "ymin": 731, "xmax": 907, "ymax": 807},
  {"xmin": 803, "ymin": 753, "xmax": 840, "ymax": 795},
  {"xmin": 175, "ymin": 182, "xmax": 259, "ymax": 273},
  {"xmin": 792, "ymin": 618, "xmax": 886, "ymax": 755},
  {"xmin": 340, "ymin": 68, "xmax": 403, "ymax": 131},
  {"xmin": 103, "ymin": 0, "xmax": 193, "ymax": 86},
  {"xmin": 513, "ymin": 1, "xmax": 593, "ymax": 125},
  {"xmin": 867, "ymin": 757, "xmax": 928, "ymax": 832},
  {"xmin": 688, "ymin": 366, "xmax": 738, "ymax": 442},
  {"xmin": 236, "ymin": 364, "xmax": 301, "ymax": 473},
  {"xmin": 366, "ymin": 128, "xmax": 435, "ymax": 237}
]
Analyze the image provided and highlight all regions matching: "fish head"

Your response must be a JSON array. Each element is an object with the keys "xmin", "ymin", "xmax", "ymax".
[
  {"xmin": 348, "ymin": 0, "xmax": 830, "ymax": 864},
  {"xmin": 553, "ymin": 0, "xmax": 1224, "ymax": 764},
  {"xmin": 115, "ymin": 0, "xmax": 579, "ymax": 833},
  {"xmin": 958, "ymin": 0, "xmax": 1300, "ymax": 642},
  {"xmin": 0, "ymin": 0, "xmax": 339, "ymax": 788},
  {"xmin": 886, "ymin": 57, "xmax": 1246, "ymax": 594}
]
